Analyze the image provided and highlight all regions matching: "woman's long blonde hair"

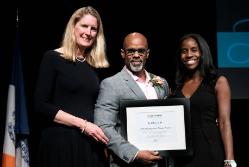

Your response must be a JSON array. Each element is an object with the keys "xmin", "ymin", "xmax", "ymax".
[{"xmin": 61, "ymin": 6, "xmax": 109, "ymax": 68}]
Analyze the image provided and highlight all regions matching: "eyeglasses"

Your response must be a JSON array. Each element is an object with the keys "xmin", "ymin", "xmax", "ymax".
[{"xmin": 124, "ymin": 48, "xmax": 148, "ymax": 56}]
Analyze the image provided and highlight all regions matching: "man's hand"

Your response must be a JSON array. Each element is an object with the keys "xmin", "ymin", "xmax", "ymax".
[{"xmin": 135, "ymin": 150, "xmax": 162, "ymax": 165}]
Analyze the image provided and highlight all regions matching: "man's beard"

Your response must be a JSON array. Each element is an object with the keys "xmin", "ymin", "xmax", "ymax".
[{"xmin": 129, "ymin": 62, "xmax": 144, "ymax": 72}]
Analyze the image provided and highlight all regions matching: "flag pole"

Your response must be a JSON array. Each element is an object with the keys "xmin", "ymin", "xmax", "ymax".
[{"xmin": 16, "ymin": 8, "xmax": 19, "ymax": 28}]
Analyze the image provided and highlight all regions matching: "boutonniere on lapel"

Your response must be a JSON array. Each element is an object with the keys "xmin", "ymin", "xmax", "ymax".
[{"xmin": 150, "ymin": 75, "xmax": 164, "ymax": 88}]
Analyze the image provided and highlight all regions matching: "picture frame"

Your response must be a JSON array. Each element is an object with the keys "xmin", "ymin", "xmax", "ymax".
[{"xmin": 120, "ymin": 98, "xmax": 192, "ymax": 156}]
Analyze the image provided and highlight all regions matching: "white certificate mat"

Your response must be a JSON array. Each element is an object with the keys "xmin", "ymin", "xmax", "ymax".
[{"xmin": 126, "ymin": 105, "xmax": 186, "ymax": 151}]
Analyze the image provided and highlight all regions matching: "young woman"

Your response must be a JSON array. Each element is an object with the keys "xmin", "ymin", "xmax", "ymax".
[{"xmin": 173, "ymin": 33, "xmax": 236, "ymax": 167}]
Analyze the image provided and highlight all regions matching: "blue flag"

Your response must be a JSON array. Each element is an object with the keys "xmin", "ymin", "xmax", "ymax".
[{"xmin": 2, "ymin": 30, "xmax": 30, "ymax": 167}]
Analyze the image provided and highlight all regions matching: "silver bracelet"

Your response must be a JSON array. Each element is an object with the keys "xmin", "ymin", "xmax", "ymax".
[
  {"xmin": 224, "ymin": 160, "xmax": 237, "ymax": 167},
  {"xmin": 81, "ymin": 120, "xmax": 88, "ymax": 133}
]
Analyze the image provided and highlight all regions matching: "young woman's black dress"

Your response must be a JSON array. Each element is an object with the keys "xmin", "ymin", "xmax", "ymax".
[
  {"xmin": 173, "ymin": 78, "xmax": 225, "ymax": 167},
  {"xmin": 34, "ymin": 50, "xmax": 108, "ymax": 167}
]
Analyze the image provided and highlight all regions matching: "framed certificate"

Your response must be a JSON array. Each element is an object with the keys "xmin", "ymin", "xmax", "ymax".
[{"xmin": 120, "ymin": 98, "xmax": 192, "ymax": 156}]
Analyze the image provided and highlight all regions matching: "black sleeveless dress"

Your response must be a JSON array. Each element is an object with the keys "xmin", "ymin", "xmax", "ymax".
[
  {"xmin": 34, "ymin": 50, "xmax": 108, "ymax": 167},
  {"xmin": 173, "ymin": 78, "xmax": 225, "ymax": 167}
]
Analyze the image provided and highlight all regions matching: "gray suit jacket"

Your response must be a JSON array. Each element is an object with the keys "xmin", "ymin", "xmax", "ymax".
[{"xmin": 94, "ymin": 67, "xmax": 169, "ymax": 167}]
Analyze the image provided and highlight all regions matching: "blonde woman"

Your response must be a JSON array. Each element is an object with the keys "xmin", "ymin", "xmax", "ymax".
[{"xmin": 34, "ymin": 6, "xmax": 109, "ymax": 167}]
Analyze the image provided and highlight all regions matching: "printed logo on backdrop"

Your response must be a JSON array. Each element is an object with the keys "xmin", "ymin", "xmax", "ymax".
[{"xmin": 217, "ymin": 18, "xmax": 249, "ymax": 68}]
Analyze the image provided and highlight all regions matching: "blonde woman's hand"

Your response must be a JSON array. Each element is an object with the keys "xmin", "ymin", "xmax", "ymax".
[{"xmin": 83, "ymin": 121, "xmax": 109, "ymax": 145}]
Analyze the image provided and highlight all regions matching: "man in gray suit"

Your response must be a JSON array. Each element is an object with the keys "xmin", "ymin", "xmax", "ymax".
[{"xmin": 94, "ymin": 32, "xmax": 172, "ymax": 167}]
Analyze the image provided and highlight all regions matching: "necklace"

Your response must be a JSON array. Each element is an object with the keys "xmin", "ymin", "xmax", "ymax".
[{"xmin": 75, "ymin": 56, "xmax": 86, "ymax": 62}]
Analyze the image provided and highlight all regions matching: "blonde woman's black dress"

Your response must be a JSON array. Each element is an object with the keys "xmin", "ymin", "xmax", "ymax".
[{"xmin": 34, "ymin": 50, "xmax": 108, "ymax": 167}]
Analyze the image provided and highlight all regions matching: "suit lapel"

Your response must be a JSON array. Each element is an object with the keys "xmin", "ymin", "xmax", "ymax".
[
  {"xmin": 121, "ymin": 68, "xmax": 147, "ymax": 100},
  {"xmin": 154, "ymin": 86, "xmax": 164, "ymax": 99},
  {"xmin": 149, "ymin": 73, "xmax": 165, "ymax": 99}
]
